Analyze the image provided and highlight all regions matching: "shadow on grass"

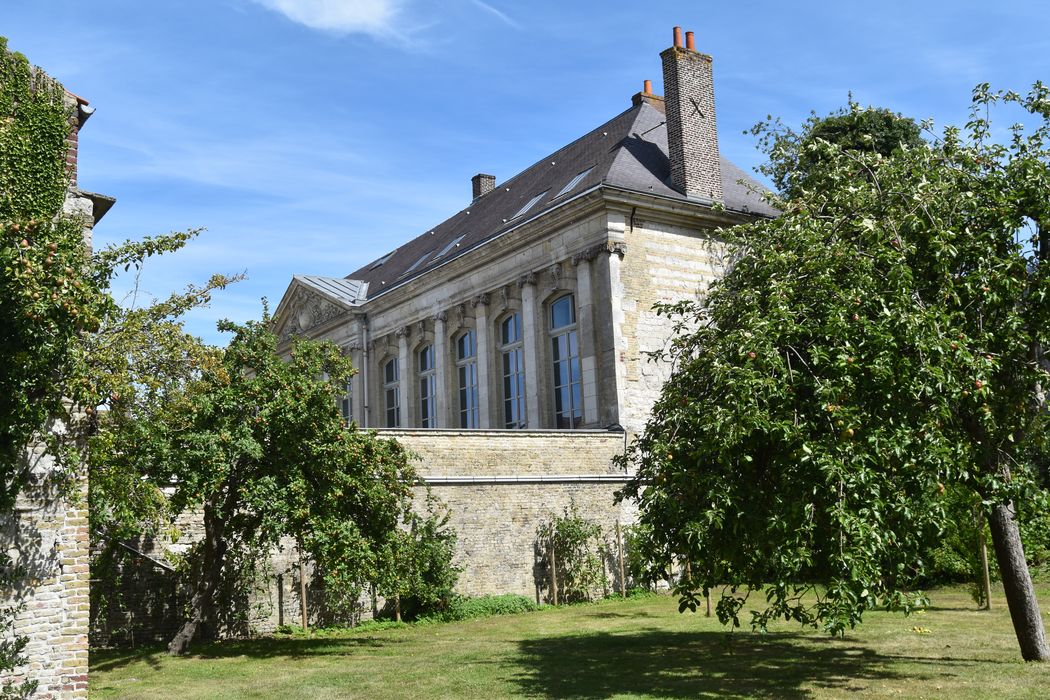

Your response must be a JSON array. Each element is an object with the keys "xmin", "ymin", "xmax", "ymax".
[
  {"xmin": 509, "ymin": 628, "xmax": 982, "ymax": 699},
  {"xmin": 91, "ymin": 633, "xmax": 401, "ymax": 674}
]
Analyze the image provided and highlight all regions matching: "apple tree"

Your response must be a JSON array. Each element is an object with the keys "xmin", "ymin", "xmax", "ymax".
[{"xmin": 619, "ymin": 86, "xmax": 1050, "ymax": 661}]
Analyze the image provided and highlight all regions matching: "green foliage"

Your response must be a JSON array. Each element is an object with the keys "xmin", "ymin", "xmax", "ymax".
[
  {"xmin": 1, "ymin": 36, "xmax": 101, "ymax": 509},
  {"xmin": 424, "ymin": 594, "xmax": 539, "ymax": 622},
  {"xmin": 108, "ymin": 312, "xmax": 441, "ymax": 652},
  {"xmin": 620, "ymin": 83, "xmax": 1050, "ymax": 638},
  {"xmin": 750, "ymin": 99, "xmax": 923, "ymax": 199},
  {"xmin": 621, "ymin": 523, "xmax": 662, "ymax": 590},
  {"xmin": 1, "ymin": 34, "xmax": 210, "ymax": 686},
  {"xmin": 0, "ymin": 556, "xmax": 35, "ymax": 699},
  {"xmin": 538, "ymin": 505, "xmax": 606, "ymax": 603},
  {"xmin": 375, "ymin": 495, "xmax": 460, "ymax": 620}
]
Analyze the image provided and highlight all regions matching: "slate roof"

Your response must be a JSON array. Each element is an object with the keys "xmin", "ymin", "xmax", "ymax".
[{"xmin": 345, "ymin": 99, "xmax": 777, "ymax": 298}]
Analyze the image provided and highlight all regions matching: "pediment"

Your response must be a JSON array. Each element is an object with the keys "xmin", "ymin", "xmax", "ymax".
[{"xmin": 275, "ymin": 284, "xmax": 350, "ymax": 342}]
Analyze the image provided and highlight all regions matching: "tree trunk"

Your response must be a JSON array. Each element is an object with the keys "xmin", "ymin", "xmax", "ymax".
[
  {"xmin": 168, "ymin": 495, "xmax": 229, "ymax": 655},
  {"xmin": 987, "ymin": 501, "xmax": 1050, "ymax": 661},
  {"xmin": 978, "ymin": 527, "xmax": 992, "ymax": 611}
]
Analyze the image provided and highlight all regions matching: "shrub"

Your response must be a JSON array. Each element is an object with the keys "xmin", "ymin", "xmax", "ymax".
[{"xmin": 537, "ymin": 505, "xmax": 607, "ymax": 603}]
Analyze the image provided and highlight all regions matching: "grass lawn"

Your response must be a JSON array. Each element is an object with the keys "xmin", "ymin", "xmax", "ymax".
[{"xmin": 91, "ymin": 584, "xmax": 1050, "ymax": 699}]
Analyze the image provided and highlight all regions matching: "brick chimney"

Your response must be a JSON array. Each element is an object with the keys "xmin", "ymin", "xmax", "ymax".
[
  {"xmin": 661, "ymin": 27, "xmax": 723, "ymax": 204},
  {"xmin": 472, "ymin": 173, "xmax": 495, "ymax": 200}
]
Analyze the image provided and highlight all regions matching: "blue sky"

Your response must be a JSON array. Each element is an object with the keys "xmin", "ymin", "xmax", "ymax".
[{"xmin": 5, "ymin": 1, "xmax": 1048, "ymax": 345}]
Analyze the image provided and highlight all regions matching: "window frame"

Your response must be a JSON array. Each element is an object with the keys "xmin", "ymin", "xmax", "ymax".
[
  {"xmin": 498, "ymin": 312, "xmax": 526, "ymax": 429},
  {"xmin": 418, "ymin": 343, "xmax": 436, "ymax": 428},
  {"xmin": 549, "ymin": 294, "xmax": 582, "ymax": 429},
  {"xmin": 455, "ymin": 329, "xmax": 479, "ymax": 429},
  {"xmin": 382, "ymin": 357, "xmax": 400, "ymax": 428}
]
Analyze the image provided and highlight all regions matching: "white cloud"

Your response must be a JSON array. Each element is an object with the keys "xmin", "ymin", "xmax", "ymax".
[
  {"xmin": 250, "ymin": 0, "xmax": 404, "ymax": 36},
  {"xmin": 467, "ymin": 0, "xmax": 519, "ymax": 28}
]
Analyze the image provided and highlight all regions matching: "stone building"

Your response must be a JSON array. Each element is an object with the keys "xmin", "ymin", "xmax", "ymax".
[
  {"xmin": 272, "ymin": 27, "xmax": 775, "ymax": 601},
  {"xmin": 1, "ymin": 80, "xmax": 113, "ymax": 696}
]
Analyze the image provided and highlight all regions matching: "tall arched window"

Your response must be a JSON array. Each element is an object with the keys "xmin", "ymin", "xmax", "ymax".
[
  {"xmin": 456, "ymin": 330, "xmax": 479, "ymax": 428},
  {"xmin": 383, "ymin": 357, "xmax": 400, "ymax": 428},
  {"xmin": 418, "ymin": 344, "xmax": 436, "ymax": 428},
  {"xmin": 500, "ymin": 312, "xmax": 526, "ymax": 428},
  {"xmin": 550, "ymin": 294, "xmax": 582, "ymax": 429},
  {"xmin": 340, "ymin": 377, "xmax": 353, "ymax": 424}
]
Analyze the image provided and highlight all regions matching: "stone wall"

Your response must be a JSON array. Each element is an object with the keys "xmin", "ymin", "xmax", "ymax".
[
  {"xmin": 91, "ymin": 429, "xmax": 635, "ymax": 644},
  {"xmin": 2, "ymin": 447, "xmax": 89, "ymax": 699},
  {"xmin": 617, "ymin": 216, "xmax": 728, "ymax": 436},
  {"xmin": 383, "ymin": 428, "xmax": 635, "ymax": 600}
]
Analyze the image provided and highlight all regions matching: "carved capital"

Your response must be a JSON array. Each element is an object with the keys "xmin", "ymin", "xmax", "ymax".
[
  {"xmin": 433, "ymin": 310, "xmax": 448, "ymax": 324},
  {"xmin": 395, "ymin": 325, "xmax": 412, "ymax": 339},
  {"xmin": 471, "ymin": 292, "xmax": 490, "ymax": 308},
  {"xmin": 571, "ymin": 241, "xmax": 626, "ymax": 265},
  {"xmin": 517, "ymin": 272, "xmax": 536, "ymax": 288},
  {"xmin": 548, "ymin": 262, "xmax": 564, "ymax": 290}
]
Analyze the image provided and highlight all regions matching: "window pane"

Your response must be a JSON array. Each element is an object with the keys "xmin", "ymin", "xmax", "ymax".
[
  {"xmin": 385, "ymin": 358, "xmax": 398, "ymax": 383},
  {"xmin": 552, "ymin": 334, "xmax": 566, "ymax": 362},
  {"xmin": 419, "ymin": 345, "xmax": 433, "ymax": 371},
  {"xmin": 550, "ymin": 295, "xmax": 575, "ymax": 329}
]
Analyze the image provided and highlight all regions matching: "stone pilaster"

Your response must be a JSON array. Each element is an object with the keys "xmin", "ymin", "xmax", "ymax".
[
  {"xmin": 518, "ymin": 273, "xmax": 541, "ymax": 429},
  {"xmin": 472, "ymin": 294, "xmax": 492, "ymax": 429},
  {"xmin": 397, "ymin": 326, "xmax": 412, "ymax": 427},
  {"xmin": 433, "ymin": 311, "xmax": 448, "ymax": 428}
]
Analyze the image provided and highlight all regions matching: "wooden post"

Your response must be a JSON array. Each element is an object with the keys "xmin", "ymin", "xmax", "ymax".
[
  {"xmin": 616, "ymin": 521, "xmax": 626, "ymax": 598},
  {"xmin": 298, "ymin": 543, "xmax": 309, "ymax": 633},
  {"xmin": 550, "ymin": 532, "xmax": 559, "ymax": 606},
  {"xmin": 978, "ymin": 523, "xmax": 993, "ymax": 611}
]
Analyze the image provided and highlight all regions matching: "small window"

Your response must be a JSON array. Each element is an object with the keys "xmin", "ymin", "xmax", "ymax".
[
  {"xmin": 511, "ymin": 190, "xmax": 549, "ymax": 219},
  {"xmin": 554, "ymin": 167, "xmax": 593, "ymax": 198},
  {"xmin": 433, "ymin": 234, "xmax": 465, "ymax": 261}
]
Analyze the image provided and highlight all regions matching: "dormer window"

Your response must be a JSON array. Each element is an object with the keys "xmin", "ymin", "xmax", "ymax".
[
  {"xmin": 554, "ymin": 167, "xmax": 593, "ymax": 198},
  {"xmin": 370, "ymin": 250, "xmax": 396, "ymax": 270},
  {"xmin": 511, "ymin": 190, "xmax": 549, "ymax": 219},
  {"xmin": 433, "ymin": 234, "xmax": 465, "ymax": 261}
]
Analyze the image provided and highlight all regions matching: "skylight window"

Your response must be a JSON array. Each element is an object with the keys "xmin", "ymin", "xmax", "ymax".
[
  {"xmin": 401, "ymin": 251, "xmax": 432, "ymax": 276},
  {"xmin": 555, "ymin": 167, "xmax": 593, "ymax": 198},
  {"xmin": 512, "ymin": 190, "xmax": 549, "ymax": 220},
  {"xmin": 369, "ymin": 250, "xmax": 396, "ymax": 270},
  {"xmin": 433, "ymin": 234, "xmax": 465, "ymax": 260}
]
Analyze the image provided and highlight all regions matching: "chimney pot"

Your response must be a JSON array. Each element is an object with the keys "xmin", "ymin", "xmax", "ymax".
[
  {"xmin": 472, "ymin": 173, "xmax": 496, "ymax": 200},
  {"xmin": 685, "ymin": 31, "xmax": 695, "ymax": 51},
  {"xmin": 643, "ymin": 79, "xmax": 652, "ymax": 95},
  {"xmin": 673, "ymin": 26, "xmax": 683, "ymax": 48}
]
